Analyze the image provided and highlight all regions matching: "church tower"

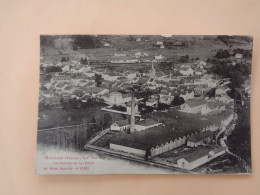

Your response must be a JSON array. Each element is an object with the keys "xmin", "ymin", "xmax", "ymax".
[{"xmin": 150, "ymin": 61, "xmax": 156, "ymax": 79}]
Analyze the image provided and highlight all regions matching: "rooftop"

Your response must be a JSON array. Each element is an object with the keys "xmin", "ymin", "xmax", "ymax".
[
  {"xmin": 185, "ymin": 98, "xmax": 207, "ymax": 108},
  {"xmin": 181, "ymin": 147, "xmax": 212, "ymax": 163},
  {"xmin": 187, "ymin": 130, "xmax": 213, "ymax": 142},
  {"xmin": 136, "ymin": 119, "xmax": 161, "ymax": 127},
  {"xmin": 114, "ymin": 119, "xmax": 130, "ymax": 127}
]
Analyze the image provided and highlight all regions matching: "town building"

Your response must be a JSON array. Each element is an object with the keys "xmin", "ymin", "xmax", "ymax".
[
  {"xmin": 180, "ymin": 99, "xmax": 207, "ymax": 113},
  {"xmin": 159, "ymin": 95, "xmax": 172, "ymax": 105},
  {"xmin": 235, "ymin": 53, "xmax": 243, "ymax": 59},
  {"xmin": 110, "ymin": 119, "xmax": 130, "ymax": 131},
  {"xmin": 154, "ymin": 54, "xmax": 163, "ymax": 60},
  {"xmin": 106, "ymin": 91, "xmax": 131, "ymax": 105},
  {"xmin": 114, "ymin": 53, "xmax": 127, "ymax": 57},
  {"xmin": 146, "ymin": 97, "xmax": 158, "ymax": 108},
  {"xmin": 179, "ymin": 67, "xmax": 194, "ymax": 76},
  {"xmin": 218, "ymin": 94, "xmax": 234, "ymax": 104},
  {"xmin": 135, "ymin": 119, "xmax": 162, "ymax": 131},
  {"xmin": 51, "ymin": 76, "xmax": 70, "ymax": 83},
  {"xmin": 186, "ymin": 130, "xmax": 213, "ymax": 147},
  {"xmin": 176, "ymin": 146, "xmax": 226, "ymax": 170},
  {"xmin": 109, "ymin": 126, "xmax": 188, "ymax": 158}
]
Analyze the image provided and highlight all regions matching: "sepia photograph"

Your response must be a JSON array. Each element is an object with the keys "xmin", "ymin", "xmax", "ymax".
[{"xmin": 36, "ymin": 35, "xmax": 252, "ymax": 174}]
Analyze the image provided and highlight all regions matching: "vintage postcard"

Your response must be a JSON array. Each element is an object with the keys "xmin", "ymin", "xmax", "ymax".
[{"xmin": 36, "ymin": 35, "xmax": 252, "ymax": 174}]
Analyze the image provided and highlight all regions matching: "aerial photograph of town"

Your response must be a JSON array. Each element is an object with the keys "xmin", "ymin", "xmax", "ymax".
[{"xmin": 36, "ymin": 35, "xmax": 252, "ymax": 174}]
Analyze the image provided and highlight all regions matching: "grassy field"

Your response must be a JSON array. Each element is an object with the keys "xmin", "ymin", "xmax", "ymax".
[{"xmin": 41, "ymin": 35, "xmax": 251, "ymax": 66}]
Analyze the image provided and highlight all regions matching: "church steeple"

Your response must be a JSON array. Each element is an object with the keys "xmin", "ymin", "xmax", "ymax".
[{"xmin": 150, "ymin": 61, "xmax": 156, "ymax": 79}]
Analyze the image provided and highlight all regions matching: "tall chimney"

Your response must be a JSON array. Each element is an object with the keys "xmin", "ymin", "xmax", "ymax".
[{"xmin": 130, "ymin": 91, "xmax": 136, "ymax": 133}]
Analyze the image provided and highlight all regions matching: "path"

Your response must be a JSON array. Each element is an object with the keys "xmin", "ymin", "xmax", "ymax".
[{"xmin": 88, "ymin": 128, "xmax": 110, "ymax": 145}]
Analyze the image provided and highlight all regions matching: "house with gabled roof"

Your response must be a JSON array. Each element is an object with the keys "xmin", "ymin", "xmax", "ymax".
[
  {"xmin": 146, "ymin": 97, "xmax": 158, "ymax": 108},
  {"xmin": 41, "ymin": 89, "xmax": 55, "ymax": 98},
  {"xmin": 55, "ymin": 82, "xmax": 69, "ymax": 93},
  {"xmin": 179, "ymin": 89, "xmax": 195, "ymax": 101},
  {"xmin": 63, "ymin": 86, "xmax": 74, "ymax": 93},
  {"xmin": 180, "ymin": 98, "xmax": 207, "ymax": 113},
  {"xmin": 61, "ymin": 64, "xmax": 71, "ymax": 72},
  {"xmin": 51, "ymin": 76, "xmax": 70, "ymax": 83},
  {"xmin": 177, "ymin": 146, "xmax": 226, "ymax": 170},
  {"xmin": 78, "ymin": 79, "xmax": 88, "ymax": 87},
  {"xmin": 215, "ymin": 86, "xmax": 230, "ymax": 96},
  {"xmin": 110, "ymin": 119, "xmax": 130, "ymax": 131},
  {"xmin": 187, "ymin": 131, "xmax": 213, "ymax": 147},
  {"xmin": 218, "ymin": 94, "xmax": 234, "ymax": 104},
  {"xmin": 179, "ymin": 66, "xmax": 194, "ymax": 76},
  {"xmin": 201, "ymin": 101, "xmax": 226, "ymax": 115},
  {"xmin": 208, "ymin": 79, "xmax": 219, "ymax": 88},
  {"xmin": 159, "ymin": 95, "xmax": 172, "ymax": 105},
  {"xmin": 43, "ymin": 82, "xmax": 53, "ymax": 90}
]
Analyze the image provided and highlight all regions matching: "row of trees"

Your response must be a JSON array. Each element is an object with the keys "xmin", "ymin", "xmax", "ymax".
[
  {"xmin": 61, "ymin": 97, "xmax": 107, "ymax": 111},
  {"xmin": 207, "ymin": 59, "xmax": 250, "ymax": 88},
  {"xmin": 214, "ymin": 48, "xmax": 252, "ymax": 59},
  {"xmin": 61, "ymin": 57, "xmax": 69, "ymax": 62},
  {"xmin": 45, "ymin": 66, "xmax": 62, "ymax": 73},
  {"xmin": 72, "ymin": 35, "xmax": 102, "ymax": 50},
  {"xmin": 111, "ymin": 105, "xmax": 127, "ymax": 112}
]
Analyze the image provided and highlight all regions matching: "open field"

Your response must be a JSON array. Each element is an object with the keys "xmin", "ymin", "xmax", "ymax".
[{"xmin": 41, "ymin": 35, "xmax": 251, "ymax": 66}]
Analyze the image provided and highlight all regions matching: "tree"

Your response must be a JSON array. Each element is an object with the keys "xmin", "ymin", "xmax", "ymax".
[
  {"xmin": 111, "ymin": 105, "xmax": 126, "ymax": 112},
  {"xmin": 40, "ymin": 35, "xmax": 55, "ymax": 47},
  {"xmin": 103, "ymin": 113, "xmax": 113, "ymax": 128},
  {"xmin": 215, "ymin": 49, "xmax": 231, "ymax": 59},
  {"xmin": 180, "ymin": 55, "xmax": 189, "ymax": 63},
  {"xmin": 229, "ymin": 70, "xmax": 244, "ymax": 88},
  {"xmin": 171, "ymin": 95, "xmax": 185, "ymax": 106},
  {"xmin": 158, "ymin": 61, "xmax": 174, "ymax": 70},
  {"xmin": 158, "ymin": 103, "xmax": 170, "ymax": 110},
  {"xmin": 206, "ymin": 88, "xmax": 216, "ymax": 98},
  {"xmin": 39, "ymin": 102, "xmax": 51, "ymax": 111},
  {"xmin": 72, "ymin": 35, "xmax": 101, "ymax": 49},
  {"xmin": 45, "ymin": 66, "xmax": 62, "ymax": 73},
  {"xmin": 94, "ymin": 74, "xmax": 103, "ymax": 87}
]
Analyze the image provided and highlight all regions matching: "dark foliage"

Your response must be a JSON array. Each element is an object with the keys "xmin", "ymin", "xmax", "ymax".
[
  {"xmin": 45, "ymin": 66, "xmax": 62, "ymax": 73},
  {"xmin": 180, "ymin": 55, "xmax": 189, "ymax": 63},
  {"xmin": 94, "ymin": 74, "xmax": 103, "ymax": 87},
  {"xmin": 72, "ymin": 35, "xmax": 101, "ymax": 50},
  {"xmin": 171, "ymin": 95, "xmax": 185, "ymax": 106},
  {"xmin": 215, "ymin": 49, "xmax": 231, "ymax": 59},
  {"xmin": 157, "ymin": 103, "xmax": 170, "ymax": 110},
  {"xmin": 61, "ymin": 57, "xmax": 69, "ymax": 62},
  {"xmin": 111, "ymin": 105, "xmax": 127, "ymax": 112}
]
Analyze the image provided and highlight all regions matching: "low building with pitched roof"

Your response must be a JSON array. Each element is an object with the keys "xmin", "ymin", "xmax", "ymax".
[
  {"xmin": 180, "ymin": 98, "xmax": 207, "ymax": 113},
  {"xmin": 135, "ymin": 119, "xmax": 162, "ymax": 131},
  {"xmin": 187, "ymin": 130, "xmax": 214, "ymax": 147},
  {"xmin": 177, "ymin": 146, "xmax": 226, "ymax": 170},
  {"xmin": 110, "ymin": 119, "xmax": 130, "ymax": 131}
]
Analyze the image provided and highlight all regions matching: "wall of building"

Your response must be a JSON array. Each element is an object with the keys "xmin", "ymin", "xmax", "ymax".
[
  {"xmin": 109, "ymin": 143, "xmax": 146, "ymax": 157},
  {"xmin": 150, "ymin": 137, "xmax": 186, "ymax": 157},
  {"xmin": 179, "ymin": 155, "xmax": 209, "ymax": 170},
  {"xmin": 135, "ymin": 123, "xmax": 162, "ymax": 131}
]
